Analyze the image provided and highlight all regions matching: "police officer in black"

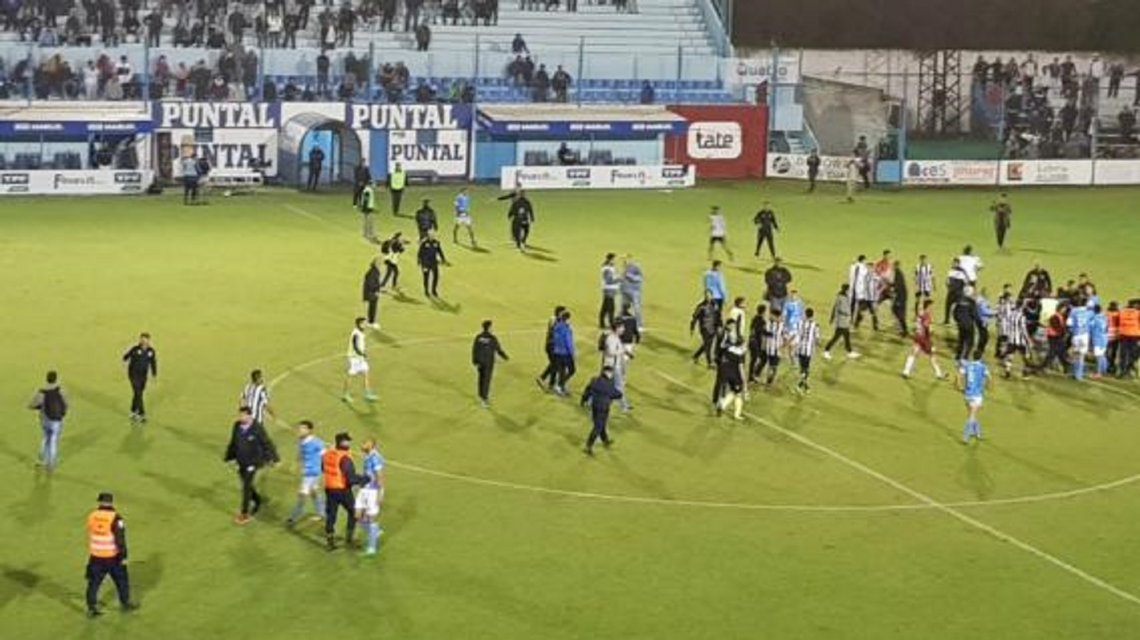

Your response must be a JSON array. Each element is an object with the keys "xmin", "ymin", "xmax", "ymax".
[
  {"xmin": 417, "ymin": 231, "xmax": 448, "ymax": 298},
  {"xmin": 690, "ymin": 291, "xmax": 722, "ymax": 368},
  {"xmin": 991, "ymin": 192, "xmax": 1013, "ymax": 249},
  {"xmin": 122, "ymin": 333, "xmax": 157, "ymax": 424},
  {"xmin": 954, "ymin": 287, "xmax": 979, "ymax": 362},
  {"xmin": 501, "ymin": 189, "xmax": 535, "ymax": 250},
  {"xmin": 752, "ymin": 201, "xmax": 779, "ymax": 259},
  {"xmin": 472, "ymin": 320, "xmax": 510, "ymax": 407},
  {"xmin": 580, "ymin": 365, "xmax": 623, "ymax": 455},
  {"xmin": 806, "ymin": 149, "xmax": 821, "ymax": 192},
  {"xmin": 223, "ymin": 406, "xmax": 280, "ymax": 524},
  {"xmin": 415, "ymin": 198, "xmax": 438, "ymax": 240},
  {"xmin": 306, "ymin": 146, "xmax": 324, "ymax": 191},
  {"xmin": 85, "ymin": 492, "xmax": 138, "ymax": 618}
]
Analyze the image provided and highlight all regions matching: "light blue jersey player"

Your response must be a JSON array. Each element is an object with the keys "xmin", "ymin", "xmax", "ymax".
[
  {"xmin": 957, "ymin": 359, "xmax": 991, "ymax": 444},
  {"xmin": 287, "ymin": 421, "xmax": 326, "ymax": 526},
  {"xmin": 1068, "ymin": 304, "xmax": 1094, "ymax": 380},
  {"xmin": 355, "ymin": 438, "xmax": 386, "ymax": 556},
  {"xmin": 781, "ymin": 291, "xmax": 805, "ymax": 351},
  {"xmin": 1090, "ymin": 305, "xmax": 1109, "ymax": 378},
  {"xmin": 452, "ymin": 187, "xmax": 477, "ymax": 247}
]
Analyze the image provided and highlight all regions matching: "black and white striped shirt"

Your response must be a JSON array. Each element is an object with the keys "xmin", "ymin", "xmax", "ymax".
[
  {"xmin": 794, "ymin": 320, "xmax": 821, "ymax": 357},
  {"xmin": 762, "ymin": 318, "xmax": 784, "ymax": 356},
  {"xmin": 995, "ymin": 295, "xmax": 1017, "ymax": 337},
  {"xmin": 241, "ymin": 383, "xmax": 270, "ymax": 424},
  {"xmin": 1001, "ymin": 309, "xmax": 1030, "ymax": 347},
  {"xmin": 915, "ymin": 263, "xmax": 934, "ymax": 295}
]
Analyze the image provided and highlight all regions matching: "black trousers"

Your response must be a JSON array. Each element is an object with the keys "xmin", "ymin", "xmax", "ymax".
[
  {"xmin": 307, "ymin": 165, "xmax": 321, "ymax": 191},
  {"xmin": 825, "ymin": 328, "xmax": 852, "ymax": 353},
  {"xmin": 808, "ymin": 172, "xmax": 818, "ymax": 191},
  {"xmin": 1040, "ymin": 336, "xmax": 1071, "ymax": 372},
  {"xmin": 1107, "ymin": 340, "xmax": 1120, "ymax": 373},
  {"xmin": 238, "ymin": 466, "xmax": 262, "ymax": 516},
  {"xmin": 182, "ymin": 177, "xmax": 198, "ymax": 203},
  {"xmin": 892, "ymin": 304, "xmax": 908, "ymax": 336},
  {"xmin": 996, "ymin": 222, "xmax": 1009, "ymax": 248},
  {"xmin": 512, "ymin": 222, "xmax": 530, "ymax": 248},
  {"xmin": 86, "ymin": 558, "xmax": 130, "ymax": 610},
  {"xmin": 693, "ymin": 330, "xmax": 716, "ymax": 366},
  {"xmin": 380, "ymin": 263, "xmax": 399, "ymax": 288},
  {"xmin": 956, "ymin": 324, "xmax": 976, "ymax": 361},
  {"xmin": 586, "ymin": 409, "xmax": 611, "ymax": 448},
  {"xmin": 974, "ymin": 324, "xmax": 990, "ymax": 359},
  {"xmin": 476, "ymin": 364, "xmax": 494, "ymax": 401},
  {"xmin": 325, "ymin": 489, "xmax": 356, "ymax": 541},
  {"xmin": 390, "ymin": 188, "xmax": 404, "ymax": 215},
  {"xmin": 853, "ymin": 300, "xmax": 879, "ymax": 330},
  {"xmin": 944, "ymin": 287, "xmax": 963, "ymax": 324},
  {"xmin": 366, "ymin": 296, "xmax": 379, "ymax": 324},
  {"xmin": 555, "ymin": 355, "xmax": 576, "ymax": 388},
  {"xmin": 129, "ymin": 375, "xmax": 147, "ymax": 416},
  {"xmin": 539, "ymin": 348, "xmax": 558, "ymax": 386},
  {"xmin": 421, "ymin": 265, "xmax": 439, "ymax": 296},
  {"xmin": 599, "ymin": 294, "xmax": 616, "ymax": 329},
  {"xmin": 352, "ymin": 182, "xmax": 366, "ymax": 206},
  {"xmin": 755, "ymin": 231, "xmax": 776, "ymax": 258},
  {"xmin": 798, "ymin": 355, "xmax": 812, "ymax": 380}
]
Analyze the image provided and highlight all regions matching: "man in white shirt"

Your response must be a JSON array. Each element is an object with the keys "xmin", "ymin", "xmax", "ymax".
[
  {"xmin": 957, "ymin": 245, "xmax": 983, "ymax": 285},
  {"xmin": 601, "ymin": 324, "xmax": 631, "ymax": 412},
  {"xmin": 852, "ymin": 257, "xmax": 879, "ymax": 330},
  {"xmin": 342, "ymin": 317, "xmax": 378, "ymax": 404}
]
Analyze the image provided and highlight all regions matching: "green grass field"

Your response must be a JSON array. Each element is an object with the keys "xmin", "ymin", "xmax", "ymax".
[{"xmin": 2, "ymin": 180, "xmax": 1140, "ymax": 639}]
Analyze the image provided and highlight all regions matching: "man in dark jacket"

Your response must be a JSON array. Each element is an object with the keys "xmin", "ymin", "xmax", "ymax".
[
  {"xmin": 85, "ymin": 492, "xmax": 138, "ymax": 618},
  {"xmin": 763, "ymin": 257, "xmax": 793, "ymax": 312},
  {"xmin": 362, "ymin": 258, "xmax": 382, "ymax": 328},
  {"xmin": 501, "ymin": 189, "xmax": 534, "ymax": 250},
  {"xmin": 580, "ymin": 366, "xmax": 623, "ymax": 455},
  {"xmin": 223, "ymin": 406, "xmax": 280, "ymax": 525},
  {"xmin": 417, "ymin": 232, "xmax": 447, "ymax": 298},
  {"xmin": 536, "ymin": 306, "xmax": 565, "ymax": 390},
  {"xmin": 352, "ymin": 160, "xmax": 371, "ymax": 207},
  {"xmin": 306, "ymin": 146, "xmax": 324, "ymax": 191},
  {"xmin": 28, "ymin": 370, "xmax": 68, "ymax": 471},
  {"xmin": 415, "ymin": 198, "xmax": 438, "ymax": 240},
  {"xmin": 472, "ymin": 320, "xmax": 510, "ymax": 407},
  {"xmin": 122, "ymin": 333, "xmax": 157, "ymax": 424}
]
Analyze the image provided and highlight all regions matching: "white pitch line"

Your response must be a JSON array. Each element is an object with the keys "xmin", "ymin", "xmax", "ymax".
[{"xmin": 654, "ymin": 369, "xmax": 1140, "ymax": 607}]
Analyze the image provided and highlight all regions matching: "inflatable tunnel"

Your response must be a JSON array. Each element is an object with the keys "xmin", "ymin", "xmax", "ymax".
[{"xmin": 278, "ymin": 112, "xmax": 362, "ymax": 188}]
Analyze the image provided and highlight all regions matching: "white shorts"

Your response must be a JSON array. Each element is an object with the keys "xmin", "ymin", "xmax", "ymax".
[
  {"xmin": 455, "ymin": 214, "xmax": 472, "ymax": 226},
  {"xmin": 298, "ymin": 475, "xmax": 321, "ymax": 495},
  {"xmin": 354, "ymin": 486, "xmax": 383, "ymax": 517},
  {"xmin": 1071, "ymin": 334, "xmax": 1089, "ymax": 355},
  {"xmin": 965, "ymin": 396, "xmax": 984, "ymax": 409},
  {"xmin": 348, "ymin": 356, "xmax": 369, "ymax": 376},
  {"xmin": 1093, "ymin": 346, "xmax": 1107, "ymax": 357}
]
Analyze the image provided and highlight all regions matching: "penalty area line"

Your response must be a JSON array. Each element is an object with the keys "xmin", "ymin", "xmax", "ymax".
[{"xmin": 653, "ymin": 369, "xmax": 1140, "ymax": 607}]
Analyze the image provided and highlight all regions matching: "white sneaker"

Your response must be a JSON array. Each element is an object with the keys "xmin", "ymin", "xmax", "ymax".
[
  {"xmin": 847, "ymin": 351, "xmax": 862, "ymax": 359},
  {"xmin": 369, "ymin": 323, "xmax": 380, "ymax": 330},
  {"xmin": 823, "ymin": 351, "xmax": 832, "ymax": 361}
]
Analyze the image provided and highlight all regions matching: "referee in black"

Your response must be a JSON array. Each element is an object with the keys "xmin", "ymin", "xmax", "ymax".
[
  {"xmin": 417, "ymin": 231, "xmax": 448, "ymax": 298},
  {"xmin": 472, "ymin": 320, "xmax": 510, "ymax": 407},
  {"xmin": 752, "ymin": 201, "xmax": 779, "ymax": 259},
  {"xmin": 122, "ymin": 333, "xmax": 157, "ymax": 424}
]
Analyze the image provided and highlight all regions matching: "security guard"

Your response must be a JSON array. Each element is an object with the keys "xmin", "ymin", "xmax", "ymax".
[
  {"xmin": 388, "ymin": 162, "xmax": 407, "ymax": 216},
  {"xmin": 472, "ymin": 319, "xmax": 510, "ymax": 407},
  {"xmin": 322, "ymin": 432, "xmax": 369, "ymax": 550},
  {"xmin": 580, "ymin": 366, "xmax": 623, "ymax": 456},
  {"xmin": 85, "ymin": 492, "xmax": 138, "ymax": 617}
]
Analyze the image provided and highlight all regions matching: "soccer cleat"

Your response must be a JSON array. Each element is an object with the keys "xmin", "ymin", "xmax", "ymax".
[
  {"xmin": 121, "ymin": 602, "xmax": 140, "ymax": 613},
  {"xmin": 534, "ymin": 376, "xmax": 547, "ymax": 391},
  {"xmin": 583, "ymin": 447, "xmax": 594, "ymax": 456},
  {"xmin": 603, "ymin": 439, "xmax": 614, "ymax": 449},
  {"xmin": 823, "ymin": 351, "xmax": 832, "ymax": 361},
  {"xmin": 363, "ymin": 548, "xmax": 378, "ymax": 557},
  {"xmin": 341, "ymin": 394, "xmax": 353, "ymax": 404},
  {"xmin": 88, "ymin": 608, "xmax": 103, "ymax": 618},
  {"xmin": 234, "ymin": 514, "xmax": 252, "ymax": 526},
  {"xmin": 847, "ymin": 352, "xmax": 862, "ymax": 359},
  {"xmin": 364, "ymin": 393, "xmax": 379, "ymax": 403},
  {"xmin": 369, "ymin": 323, "xmax": 380, "ymax": 330}
]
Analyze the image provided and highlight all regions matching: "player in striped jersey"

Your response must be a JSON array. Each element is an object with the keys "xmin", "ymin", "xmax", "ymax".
[
  {"xmin": 902, "ymin": 299, "xmax": 946, "ymax": 380},
  {"xmin": 994, "ymin": 284, "xmax": 1017, "ymax": 358},
  {"xmin": 760, "ymin": 307, "xmax": 783, "ymax": 386},
  {"xmin": 240, "ymin": 369, "xmax": 274, "ymax": 425},
  {"xmin": 998, "ymin": 301, "xmax": 1033, "ymax": 378},
  {"xmin": 913, "ymin": 254, "xmax": 935, "ymax": 318},
  {"xmin": 793, "ymin": 309, "xmax": 821, "ymax": 394}
]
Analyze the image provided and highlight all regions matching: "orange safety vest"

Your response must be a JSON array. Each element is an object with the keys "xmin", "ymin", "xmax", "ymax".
[
  {"xmin": 1120, "ymin": 309, "xmax": 1140, "ymax": 338},
  {"xmin": 1107, "ymin": 310, "xmax": 1120, "ymax": 340},
  {"xmin": 87, "ymin": 509, "xmax": 119, "ymax": 558},
  {"xmin": 322, "ymin": 449, "xmax": 349, "ymax": 490}
]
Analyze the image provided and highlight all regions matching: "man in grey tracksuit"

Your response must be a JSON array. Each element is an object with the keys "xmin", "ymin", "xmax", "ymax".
[{"xmin": 824, "ymin": 284, "xmax": 861, "ymax": 360}]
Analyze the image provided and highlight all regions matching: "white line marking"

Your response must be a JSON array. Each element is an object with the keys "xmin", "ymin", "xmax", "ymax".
[
  {"xmin": 262, "ymin": 331, "xmax": 1140, "ymax": 514},
  {"xmin": 655, "ymin": 369, "xmax": 1140, "ymax": 606}
]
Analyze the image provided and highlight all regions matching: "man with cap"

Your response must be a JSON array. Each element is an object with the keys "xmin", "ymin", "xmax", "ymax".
[
  {"xmin": 472, "ymin": 319, "xmax": 510, "ymax": 407},
  {"xmin": 580, "ymin": 365, "xmax": 623, "ymax": 455},
  {"xmin": 322, "ymin": 432, "xmax": 370, "ymax": 550},
  {"xmin": 85, "ymin": 492, "xmax": 139, "ymax": 617}
]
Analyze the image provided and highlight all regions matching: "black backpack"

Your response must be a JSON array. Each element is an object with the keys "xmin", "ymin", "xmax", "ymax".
[{"xmin": 41, "ymin": 387, "xmax": 66, "ymax": 421}]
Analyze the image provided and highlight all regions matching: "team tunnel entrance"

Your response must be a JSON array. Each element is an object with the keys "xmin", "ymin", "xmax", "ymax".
[{"xmin": 279, "ymin": 113, "xmax": 362, "ymax": 189}]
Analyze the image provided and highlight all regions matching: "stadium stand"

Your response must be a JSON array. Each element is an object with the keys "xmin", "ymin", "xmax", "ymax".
[{"xmin": 0, "ymin": 0, "xmax": 737, "ymax": 104}]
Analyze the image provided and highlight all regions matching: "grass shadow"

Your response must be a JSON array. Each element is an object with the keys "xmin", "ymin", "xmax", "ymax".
[
  {"xmin": 0, "ymin": 564, "xmax": 86, "ymax": 614},
  {"xmin": 430, "ymin": 298, "xmax": 462, "ymax": 315},
  {"xmin": 523, "ymin": 251, "xmax": 559, "ymax": 263}
]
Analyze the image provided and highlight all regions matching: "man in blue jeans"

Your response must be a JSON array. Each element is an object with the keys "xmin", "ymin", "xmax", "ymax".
[{"xmin": 28, "ymin": 370, "xmax": 68, "ymax": 471}]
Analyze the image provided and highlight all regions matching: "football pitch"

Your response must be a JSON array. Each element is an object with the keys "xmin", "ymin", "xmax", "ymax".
[{"xmin": 2, "ymin": 180, "xmax": 1140, "ymax": 639}]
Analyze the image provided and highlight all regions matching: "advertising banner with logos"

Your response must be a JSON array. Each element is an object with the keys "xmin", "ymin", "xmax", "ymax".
[
  {"xmin": 0, "ymin": 170, "xmax": 152, "ymax": 196},
  {"xmin": 499, "ymin": 165, "xmax": 695, "ymax": 190},
  {"xmin": 765, "ymin": 153, "xmax": 851, "ymax": 182},
  {"xmin": 665, "ymin": 105, "xmax": 768, "ymax": 179},
  {"xmin": 903, "ymin": 160, "xmax": 1000, "ymax": 186},
  {"xmin": 1000, "ymin": 160, "xmax": 1094, "ymax": 186},
  {"xmin": 1093, "ymin": 160, "xmax": 1140, "ymax": 185}
]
